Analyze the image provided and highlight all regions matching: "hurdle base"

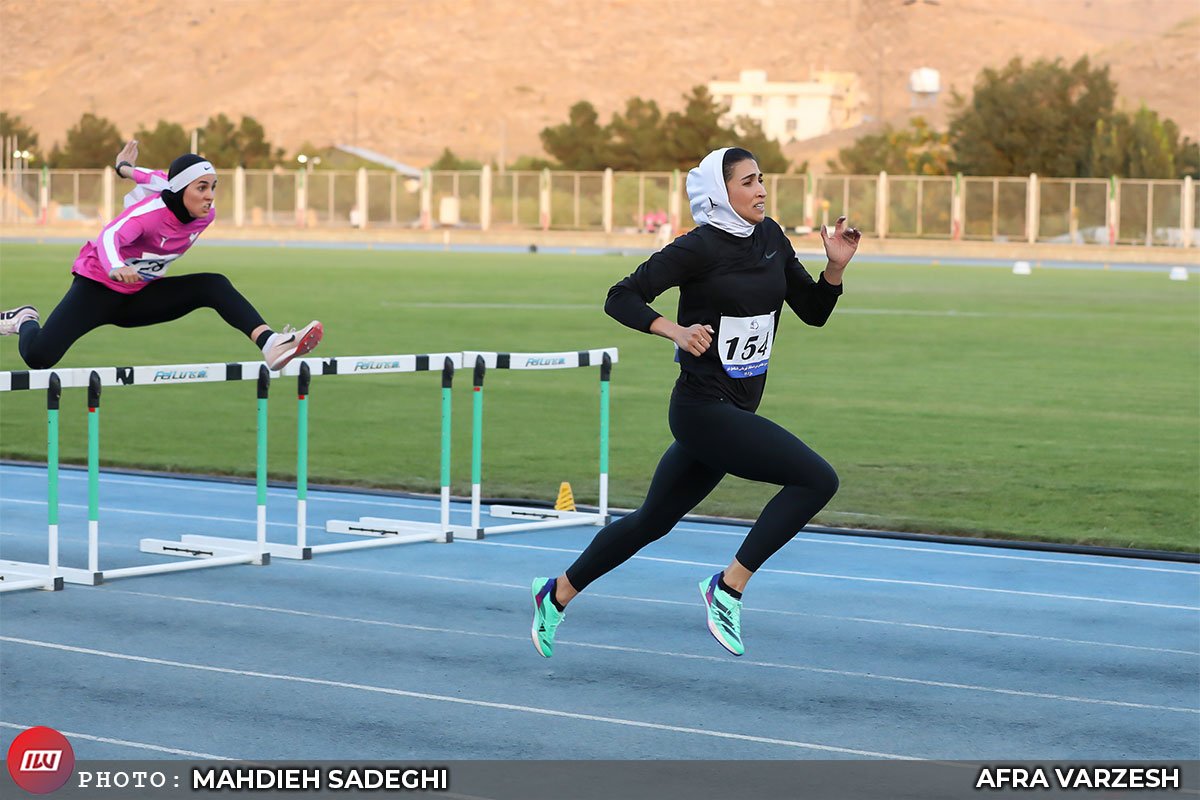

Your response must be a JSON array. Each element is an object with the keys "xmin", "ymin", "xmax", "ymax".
[
  {"xmin": 452, "ymin": 527, "xmax": 486, "ymax": 540},
  {"xmin": 178, "ymin": 535, "xmax": 312, "ymax": 561},
  {"xmin": 0, "ymin": 561, "xmax": 66, "ymax": 592},
  {"xmin": 97, "ymin": 540, "xmax": 267, "ymax": 580},
  {"xmin": 490, "ymin": 505, "xmax": 597, "ymax": 522},
  {"xmin": 0, "ymin": 560, "xmax": 99, "ymax": 588},
  {"xmin": 320, "ymin": 518, "xmax": 451, "ymax": 552},
  {"xmin": 481, "ymin": 504, "xmax": 607, "ymax": 536}
]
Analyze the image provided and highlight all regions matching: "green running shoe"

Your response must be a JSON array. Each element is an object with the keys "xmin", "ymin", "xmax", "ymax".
[
  {"xmin": 531, "ymin": 577, "xmax": 565, "ymax": 658},
  {"xmin": 699, "ymin": 573, "xmax": 744, "ymax": 656}
]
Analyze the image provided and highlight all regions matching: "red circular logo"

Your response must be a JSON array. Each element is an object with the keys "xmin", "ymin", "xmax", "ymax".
[{"xmin": 7, "ymin": 726, "xmax": 75, "ymax": 794}]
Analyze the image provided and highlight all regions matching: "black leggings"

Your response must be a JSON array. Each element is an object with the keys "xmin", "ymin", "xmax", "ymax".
[
  {"xmin": 565, "ymin": 391, "xmax": 839, "ymax": 591},
  {"xmin": 18, "ymin": 273, "xmax": 266, "ymax": 369}
]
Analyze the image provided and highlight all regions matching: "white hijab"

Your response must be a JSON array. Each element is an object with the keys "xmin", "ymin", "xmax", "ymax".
[{"xmin": 686, "ymin": 147, "xmax": 756, "ymax": 238}]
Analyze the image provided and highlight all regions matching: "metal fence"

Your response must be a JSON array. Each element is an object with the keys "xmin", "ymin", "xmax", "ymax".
[{"xmin": 1, "ymin": 166, "xmax": 1195, "ymax": 247}]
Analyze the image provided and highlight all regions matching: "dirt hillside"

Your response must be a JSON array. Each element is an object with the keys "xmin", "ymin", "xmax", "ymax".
[{"xmin": 1, "ymin": 0, "xmax": 1195, "ymax": 169}]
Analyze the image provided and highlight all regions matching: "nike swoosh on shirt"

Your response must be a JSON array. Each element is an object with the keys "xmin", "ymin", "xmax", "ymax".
[{"xmin": 764, "ymin": 250, "xmax": 777, "ymax": 260}]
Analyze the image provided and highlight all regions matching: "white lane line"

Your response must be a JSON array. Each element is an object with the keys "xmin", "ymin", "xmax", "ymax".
[
  {"xmin": 460, "ymin": 540, "xmax": 1200, "ymax": 611},
  {"xmin": 0, "ymin": 542, "xmax": 1186, "ymax": 656},
  {"xmin": 354, "ymin": 303, "xmax": 1192, "ymax": 322},
  {"xmin": 5, "ymin": 518, "xmax": 1193, "ymax": 609},
  {"xmin": 0, "ymin": 499, "xmax": 350, "ymax": 529},
  {"xmin": 0, "ymin": 721, "xmax": 232, "ymax": 759},
  {"xmin": 0, "ymin": 636, "xmax": 908, "ymax": 759},
  {"xmin": 300, "ymin": 565, "xmax": 1200, "ymax": 656},
  {"xmin": 45, "ymin": 590, "xmax": 1200, "ymax": 716},
  {"xmin": 673, "ymin": 526, "xmax": 1200, "ymax": 576},
  {"xmin": 383, "ymin": 302, "xmax": 595, "ymax": 310},
  {"xmin": 0, "ymin": 472, "xmax": 473, "ymax": 515}
]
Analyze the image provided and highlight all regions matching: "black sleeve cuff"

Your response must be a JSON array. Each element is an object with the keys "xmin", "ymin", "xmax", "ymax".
[{"xmin": 817, "ymin": 272, "xmax": 844, "ymax": 296}]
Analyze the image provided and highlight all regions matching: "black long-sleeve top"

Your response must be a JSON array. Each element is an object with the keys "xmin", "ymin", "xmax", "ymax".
[{"xmin": 605, "ymin": 218, "xmax": 842, "ymax": 412}]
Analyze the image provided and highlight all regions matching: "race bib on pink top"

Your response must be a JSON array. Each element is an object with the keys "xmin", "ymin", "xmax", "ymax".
[{"xmin": 71, "ymin": 188, "xmax": 213, "ymax": 293}]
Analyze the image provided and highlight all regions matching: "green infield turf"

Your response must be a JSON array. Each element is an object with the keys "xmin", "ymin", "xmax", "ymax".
[{"xmin": 1, "ymin": 242, "xmax": 1196, "ymax": 551}]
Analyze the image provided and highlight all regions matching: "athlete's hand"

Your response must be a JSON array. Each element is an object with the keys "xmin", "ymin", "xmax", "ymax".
[
  {"xmin": 673, "ymin": 323, "xmax": 715, "ymax": 357},
  {"xmin": 820, "ymin": 215, "xmax": 861, "ymax": 270},
  {"xmin": 109, "ymin": 266, "xmax": 142, "ymax": 284},
  {"xmin": 115, "ymin": 140, "xmax": 139, "ymax": 176}
]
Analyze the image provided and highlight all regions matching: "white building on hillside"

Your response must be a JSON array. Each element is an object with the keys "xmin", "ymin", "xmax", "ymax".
[{"xmin": 708, "ymin": 69, "xmax": 864, "ymax": 143}]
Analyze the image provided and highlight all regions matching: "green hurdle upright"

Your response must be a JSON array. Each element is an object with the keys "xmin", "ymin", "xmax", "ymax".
[
  {"xmin": 0, "ymin": 374, "xmax": 69, "ymax": 591},
  {"xmin": 60, "ymin": 370, "xmax": 104, "ymax": 585},
  {"xmin": 0, "ymin": 375, "xmax": 66, "ymax": 592},
  {"xmin": 87, "ymin": 372, "xmax": 100, "ymax": 576},
  {"xmin": 599, "ymin": 351, "xmax": 612, "ymax": 524}
]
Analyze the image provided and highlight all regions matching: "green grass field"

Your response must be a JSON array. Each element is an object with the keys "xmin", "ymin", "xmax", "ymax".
[{"xmin": 1, "ymin": 242, "xmax": 1197, "ymax": 551}]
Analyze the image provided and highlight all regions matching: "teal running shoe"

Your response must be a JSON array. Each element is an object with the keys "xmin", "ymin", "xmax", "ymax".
[
  {"xmin": 531, "ymin": 577, "xmax": 565, "ymax": 658},
  {"xmin": 699, "ymin": 573, "xmax": 744, "ymax": 656}
]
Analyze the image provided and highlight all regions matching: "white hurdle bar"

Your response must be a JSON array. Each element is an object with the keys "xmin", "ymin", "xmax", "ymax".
[
  {"xmin": 303, "ymin": 354, "xmax": 460, "ymax": 552},
  {"xmin": 460, "ymin": 348, "xmax": 617, "ymax": 538}
]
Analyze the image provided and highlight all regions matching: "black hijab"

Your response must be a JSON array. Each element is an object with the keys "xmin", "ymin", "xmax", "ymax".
[{"xmin": 161, "ymin": 153, "xmax": 208, "ymax": 223}]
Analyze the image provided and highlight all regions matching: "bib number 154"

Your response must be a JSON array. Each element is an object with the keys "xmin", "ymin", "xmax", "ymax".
[{"xmin": 718, "ymin": 313, "xmax": 774, "ymax": 378}]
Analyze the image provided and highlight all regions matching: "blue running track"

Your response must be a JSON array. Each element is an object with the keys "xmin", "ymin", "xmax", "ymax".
[{"xmin": 1, "ymin": 463, "xmax": 1197, "ymax": 761}]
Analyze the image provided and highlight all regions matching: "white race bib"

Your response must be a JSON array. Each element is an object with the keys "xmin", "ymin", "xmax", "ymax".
[
  {"xmin": 718, "ymin": 313, "xmax": 774, "ymax": 378},
  {"xmin": 125, "ymin": 251, "xmax": 180, "ymax": 281}
]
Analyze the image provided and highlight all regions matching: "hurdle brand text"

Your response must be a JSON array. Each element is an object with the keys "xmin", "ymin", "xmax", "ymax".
[
  {"xmin": 525, "ymin": 357, "xmax": 568, "ymax": 367},
  {"xmin": 354, "ymin": 360, "xmax": 403, "ymax": 371},
  {"xmin": 152, "ymin": 369, "xmax": 209, "ymax": 382},
  {"xmin": 974, "ymin": 765, "xmax": 1181, "ymax": 790}
]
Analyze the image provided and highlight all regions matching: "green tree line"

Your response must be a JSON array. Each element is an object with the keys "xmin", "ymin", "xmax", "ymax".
[
  {"xmin": 533, "ymin": 86, "xmax": 795, "ymax": 173},
  {"xmin": 831, "ymin": 57, "xmax": 1199, "ymax": 179},
  {"xmin": 0, "ymin": 112, "xmax": 286, "ymax": 169}
]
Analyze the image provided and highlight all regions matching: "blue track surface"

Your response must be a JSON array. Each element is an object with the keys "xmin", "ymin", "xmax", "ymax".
[{"xmin": 1, "ymin": 463, "xmax": 1197, "ymax": 761}]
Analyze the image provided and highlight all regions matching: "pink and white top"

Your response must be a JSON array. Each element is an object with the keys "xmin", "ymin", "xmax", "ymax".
[{"xmin": 71, "ymin": 166, "xmax": 216, "ymax": 294}]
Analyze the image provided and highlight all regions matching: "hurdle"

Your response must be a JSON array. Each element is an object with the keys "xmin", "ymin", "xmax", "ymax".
[
  {"xmin": 140, "ymin": 353, "xmax": 461, "ymax": 559},
  {"xmin": 459, "ymin": 348, "xmax": 616, "ymax": 538},
  {"xmin": 315, "ymin": 354, "xmax": 459, "ymax": 551},
  {"xmin": 0, "ymin": 360, "xmax": 279, "ymax": 584},
  {"xmin": 138, "ymin": 364, "xmax": 283, "ymax": 570},
  {"xmin": 0, "ymin": 373, "xmax": 66, "ymax": 591}
]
